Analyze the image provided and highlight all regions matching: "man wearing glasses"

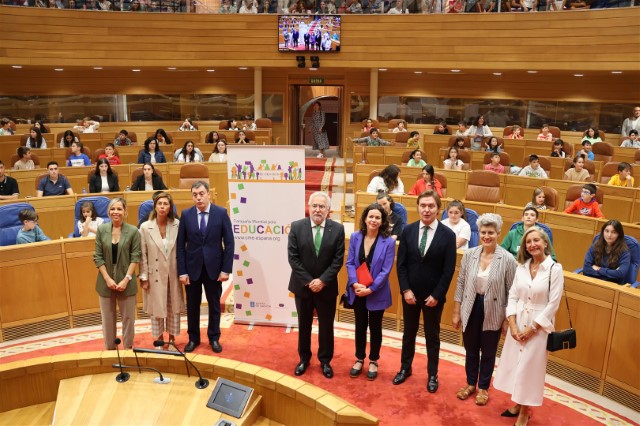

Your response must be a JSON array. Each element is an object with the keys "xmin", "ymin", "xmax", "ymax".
[{"xmin": 288, "ymin": 191, "xmax": 345, "ymax": 379}]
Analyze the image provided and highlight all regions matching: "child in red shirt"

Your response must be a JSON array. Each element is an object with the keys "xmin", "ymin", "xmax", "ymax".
[
  {"xmin": 564, "ymin": 183, "xmax": 604, "ymax": 218},
  {"xmin": 98, "ymin": 143, "xmax": 122, "ymax": 166}
]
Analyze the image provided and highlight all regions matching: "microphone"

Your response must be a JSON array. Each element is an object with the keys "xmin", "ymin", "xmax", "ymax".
[
  {"xmin": 111, "ymin": 363, "xmax": 171, "ymax": 384},
  {"xmin": 155, "ymin": 340, "xmax": 209, "ymax": 389},
  {"xmin": 113, "ymin": 338, "xmax": 130, "ymax": 383}
]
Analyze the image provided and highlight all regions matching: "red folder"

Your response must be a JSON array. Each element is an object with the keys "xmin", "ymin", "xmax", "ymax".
[{"xmin": 356, "ymin": 262, "xmax": 374, "ymax": 287}]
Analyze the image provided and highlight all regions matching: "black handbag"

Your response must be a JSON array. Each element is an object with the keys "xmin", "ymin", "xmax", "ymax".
[
  {"xmin": 340, "ymin": 293, "xmax": 354, "ymax": 310},
  {"xmin": 546, "ymin": 264, "xmax": 577, "ymax": 352}
]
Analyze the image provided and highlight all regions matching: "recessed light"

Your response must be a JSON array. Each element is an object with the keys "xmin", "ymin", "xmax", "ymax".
[
  {"xmin": 450, "ymin": 69, "xmax": 461, "ymax": 73},
  {"xmin": 239, "ymin": 67, "xmax": 248, "ymax": 70},
  {"xmin": 378, "ymin": 68, "xmax": 388, "ymax": 71},
  {"xmin": 493, "ymin": 72, "xmax": 502, "ymax": 76},
  {"xmin": 527, "ymin": 70, "xmax": 538, "ymax": 74},
  {"xmin": 93, "ymin": 66, "xmax": 103, "ymax": 70},
  {"xmin": 206, "ymin": 69, "xmax": 216, "ymax": 72},
  {"xmin": 414, "ymin": 71, "xmax": 423, "ymax": 74},
  {"xmin": 132, "ymin": 69, "xmax": 141, "ymax": 72},
  {"xmin": 54, "ymin": 68, "xmax": 63, "ymax": 71},
  {"xmin": 12, "ymin": 65, "xmax": 22, "ymax": 69},
  {"xmin": 574, "ymin": 73, "xmax": 584, "ymax": 77},
  {"xmin": 168, "ymin": 67, "xmax": 176, "ymax": 70},
  {"xmin": 309, "ymin": 67, "xmax": 318, "ymax": 71},
  {"xmin": 611, "ymin": 71, "xmax": 623, "ymax": 74}
]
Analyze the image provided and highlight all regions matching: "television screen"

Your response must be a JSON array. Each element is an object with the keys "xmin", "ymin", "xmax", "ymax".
[
  {"xmin": 206, "ymin": 378, "xmax": 254, "ymax": 418},
  {"xmin": 278, "ymin": 15, "xmax": 341, "ymax": 52}
]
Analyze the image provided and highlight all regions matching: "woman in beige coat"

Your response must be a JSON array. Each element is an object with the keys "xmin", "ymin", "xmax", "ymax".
[{"xmin": 139, "ymin": 192, "xmax": 184, "ymax": 348}]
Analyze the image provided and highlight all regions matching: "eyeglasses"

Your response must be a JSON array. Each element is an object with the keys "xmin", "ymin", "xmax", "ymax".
[{"xmin": 581, "ymin": 190, "xmax": 592, "ymax": 195}]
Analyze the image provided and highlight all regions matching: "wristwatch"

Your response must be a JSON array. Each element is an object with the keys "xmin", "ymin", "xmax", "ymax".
[{"xmin": 125, "ymin": 274, "xmax": 133, "ymax": 281}]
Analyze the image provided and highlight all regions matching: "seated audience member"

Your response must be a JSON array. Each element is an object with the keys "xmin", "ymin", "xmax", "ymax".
[
  {"xmin": 583, "ymin": 220, "xmax": 630, "ymax": 285},
  {"xmin": 37, "ymin": 161, "xmax": 74, "ymax": 197},
  {"xmin": 242, "ymin": 118, "xmax": 257, "ymax": 131},
  {"xmin": 386, "ymin": 0, "xmax": 403, "ymax": 13},
  {"xmin": 178, "ymin": 118, "xmax": 197, "ymax": 132},
  {"xmin": 392, "ymin": 120, "xmax": 407, "ymax": 133},
  {"xmin": 131, "ymin": 163, "xmax": 168, "ymax": 191},
  {"xmin": 564, "ymin": 183, "xmax": 603, "ymax": 218},
  {"xmin": 520, "ymin": 0, "xmax": 538, "ymax": 11},
  {"xmin": 0, "ymin": 161, "xmax": 20, "ymax": 199},
  {"xmin": 235, "ymin": 130, "xmax": 251, "ymax": 144},
  {"xmin": 351, "ymin": 128, "xmax": 391, "ymax": 146},
  {"xmin": 550, "ymin": 139, "xmax": 566, "ymax": 158},
  {"xmin": 67, "ymin": 141, "xmax": 91, "ymax": 167},
  {"xmin": 34, "ymin": 120, "xmax": 48, "ymax": 133},
  {"xmin": 406, "ymin": 131, "xmax": 420, "ymax": 149},
  {"xmin": 376, "ymin": 193, "xmax": 404, "ymax": 240},
  {"xmin": 154, "ymin": 129, "xmax": 171, "ymax": 145},
  {"xmin": 501, "ymin": 207, "xmax": 556, "ymax": 260},
  {"xmin": 444, "ymin": 146, "xmax": 464, "ymax": 170},
  {"xmin": 508, "ymin": 124, "xmax": 523, "ymax": 139},
  {"xmin": 227, "ymin": 118, "xmax": 239, "ymax": 131},
  {"xmin": 205, "ymin": 131, "xmax": 223, "ymax": 145},
  {"xmin": 176, "ymin": 140, "xmax": 204, "ymax": 162},
  {"xmin": 239, "ymin": 0, "xmax": 258, "ymax": 13},
  {"xmin": 582, "ymin": 127, "xmax": 602, "ymax": 144},
  {"xmin": 525, "ymin": 188, "xmax": 547, "ymax": 210},
  {"xmin": 453, "ymin": 136, "xmax": 469, "ymax": 151},
  {"xmin": 621, "ymin": 106, "xmax": 640, "ymax": 137},
  {"xmin": 362, "ymin": 118, "xmax": 375, "ymax": 133},
  {"xmin": 90, "ymin": 158, "xmax": 120, "ymax": 193},
  {"xmin": 455, "ymin": 121, "xmax": 470, "ymax": 137},
  {"xmin": 78, "ymin": 200, "xmax": 104, "ymax": 237},
  {"xmin": 536, "ymin": 124, "xmax": 553, "ymax": 141},
  {"xmin": 485, "ymin": 136, "xmax": 501, "ymax": 153},
  {"xmin": 408, "ymin": 164, "xmax": 443, "ymax": 197},
  {"xmin": 13, "ymin": 147, "xmax": 35, "ymax": 170},
  {"xmin": 519, "ymin": 154, "xmax": 547, "ymax": 178},
  {"xmin": 16, "ymin": 209, "xmax": 50, "ymax": 245},
  {"xmin": 579, "ymin": 140, "xmax": 595, "ymax": 161},
  {"xmin": 407, "ymin": 149, "xmax": 426, "ymax": 168},
  {"xmin": 441, "ymin": 200, "xmax": 471, "ymax": 251},
  {"xmin": 433, "ymin": 121, "xmax": 450, "ymax": 135},
  {"xmin": 26, "ymin": 127, "xmax": 47, "ymax": 149},
  {"xmin": 608, "ymin": 162, "xmax": 634, "ymax": 188},
  {"xmin": 0, "ymin": 117, "xmax": 14, "ymax": 135},
  {"xmin": 567, "ymin": 0, "xmax": 588, "ymax": 7},
  {"xmin": 367, "ymin": 164, "xmax": 404, "ymax": 195},
  {"xmin": 138, "ymin": 137, "xmax": 167, "ymax": 164},
  {"xmin": 209, "ymin": 140, "xmax": 228, "ymax": 163},
  {"xmin": 620, "ymin": 130, "xmax": 640, "ymax": 148},
  {"xmin": 549, "ymin": 0, "xmax": 566, "ymax": 10},
  {"xmin": 484, "ymin": 152, "xmax": 504, "ymax": 174},
  {"xmin": 564, "ymin": 154, "xmax": 590, "ymax": 182},
  {"xmin": 73, "ymin": 117, "xmax": 100, "ymax": 133},
  {"xmin": 98, "ymin": 143, "xmax": 122, "ymax": 166},
  {"xmin": 349, "ymin": 0, "xmax": 364, "ymax": 13},
  {"xmin": 59, "ymin": 130, "xmax": 79, "ymax": 148},
  {"xmin": 469, "ymin": 115, "xmax": 493, "ymax": 151},
  {"xmin": 326, "ymin": 0, "xmax": 337, "ymax": 13},
  {"xmin": 114, "ymin": 129, "xmax": 132, "ymax": 146},
  {"xmin": 219, "ymin": 0, "xmax": 237, "ymax": 13}
]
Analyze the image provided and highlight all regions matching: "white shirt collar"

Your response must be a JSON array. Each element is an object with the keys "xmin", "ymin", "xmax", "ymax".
[{"xmin": 310, "ymin": 219, "xmax": 326, "ymax": 229}]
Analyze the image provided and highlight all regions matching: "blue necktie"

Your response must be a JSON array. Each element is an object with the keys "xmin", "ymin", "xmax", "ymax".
[{"xmin": 200, "ymin": 212, "xmax": 207, "ymax": 237}]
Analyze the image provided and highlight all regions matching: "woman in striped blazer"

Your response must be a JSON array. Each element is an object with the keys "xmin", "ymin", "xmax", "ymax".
[{"xmin": 451, "ymin": 213, "xmax": 517, "ymax": 406}]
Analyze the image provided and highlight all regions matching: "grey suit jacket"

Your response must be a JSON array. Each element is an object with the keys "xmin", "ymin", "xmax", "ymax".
[{"xmin": 454, "ymin": 245, "xmax": 517, "ymax": 332}]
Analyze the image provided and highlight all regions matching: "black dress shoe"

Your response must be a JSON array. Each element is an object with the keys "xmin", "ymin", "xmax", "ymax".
[
  {"xmin": 294, "ymin": 361, "xmax": 310, "ymax": 376},
  {"xmin": 211, "ymin": 341, "xmax": 222, "ymax": 353},
  {"xmin": 392, "ymin": 368, "xmax": 412, "ymax": 385},
  {"xmin": 427, "ymin": 375, "xmax": 439, "ymax": 393},
  {"xmin": 184, "ymin": 341, "xmax": 199, "ymax": 353},
  {"xmin": 321, "ymin": 363, "xmax": 334, "ymax": 378}
]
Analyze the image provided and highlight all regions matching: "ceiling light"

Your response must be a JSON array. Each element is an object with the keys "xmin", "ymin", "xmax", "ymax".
[
  {"xmin": 54, "ymin": 68, "xmax": 63, "ymax": 71},
  {"xmin": 493, "ymin": 72, "xmax": 502, "ymax": 76},
  {"xmin": 611, "ymin": 71, "xmax": 623, "ymax": 74},
  {"xmin": 168, "ymin": 67, "xmax": 176, "ymax": 70},
  {"xmin": 414, "ymin": 71, "xmax": 423, "ymax": 74},
  {"xmin": 93, "ymin": 66, "xmax": 103, "ymax": 70},
  {"xmin": 239, "ymin": 67, "xmax": 248, "ymax": 70},
  {"xmin": 574, "ymin": 74, "xmax": 584, "ymax": 77},
  {"xmin": 12, "ymin": 65, "xmax": 22, "ymax": 69},
  {"xmin": 206, "ymin": 69, "xmax": 216, "ymax": 72},
  {"xmin": 378, "ymin": 68, "xmax": 387, "ymax": 71},
  {"xmin": 132, "ymin": 69, "xmax": 141, "ymax": 72},
  {"xmin": 450, "ymin": 69, "xmax": 461, "ymax": 73},
  {"xmin": 527, "ymin": 70, "xmax": 538, "ymax": 74}
]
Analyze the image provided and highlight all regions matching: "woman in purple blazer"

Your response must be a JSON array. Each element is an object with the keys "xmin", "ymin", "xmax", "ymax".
[{"xmin": 346, "ymin": 203, "xmax": 395, "ymax": 381}]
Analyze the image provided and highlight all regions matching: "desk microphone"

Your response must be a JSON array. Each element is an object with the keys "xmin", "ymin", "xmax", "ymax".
[
  {"xmin": 154, "ymin": 340, "xmax": 209, "ymax": 389},
  {"xmin": 111, "ymin": 363, "xmax": 171, "ymax": 384},
  {"xmin": 113, "ymin": 338, "xmax": 130, "ymax": 383}
]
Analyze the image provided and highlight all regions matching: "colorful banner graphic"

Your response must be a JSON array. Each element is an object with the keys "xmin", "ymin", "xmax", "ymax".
[{"xmin": 227, "ymin": 145, "xmax": 306, "ymax": 326}]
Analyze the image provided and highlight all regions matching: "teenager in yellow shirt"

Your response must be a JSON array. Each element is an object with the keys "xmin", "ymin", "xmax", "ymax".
[{"xmin": 607, "ymin": 162, "xmax": 635, "ymax": 187}]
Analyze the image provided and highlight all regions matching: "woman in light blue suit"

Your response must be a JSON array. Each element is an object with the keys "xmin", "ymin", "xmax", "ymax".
[{"xmin": 346, "ymin": 203, "xmax": 395, "ymax": 381}]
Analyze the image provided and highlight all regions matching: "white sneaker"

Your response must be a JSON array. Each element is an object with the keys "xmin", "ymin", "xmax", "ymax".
[{"xmin": 316, "ymin": 153, "xmax": 324, "ymax": 158}]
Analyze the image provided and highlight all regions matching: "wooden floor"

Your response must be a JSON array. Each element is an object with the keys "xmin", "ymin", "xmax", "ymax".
[{"xmin": 0, "ymin": 402, "xmax": 55, "ymax": 426}]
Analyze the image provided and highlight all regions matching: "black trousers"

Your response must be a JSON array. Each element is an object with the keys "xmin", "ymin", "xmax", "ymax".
[
  {"xmin": 400, "ymin": 298, "xmax": 445, "ymax": 376},
  {"xmin": 295, "ymin": 293, "xmax": 336, "ymax": 364},
  {"xmin": 353, "ymin": 296, "xmax": 385, "ymax": 361},
  {"xmin": 462, "ymin": 294, "xmax": 501, "ymax": 390},
  {"xmin": 185, "ymin": 265, "xmax": 222, "ymax": 344}
]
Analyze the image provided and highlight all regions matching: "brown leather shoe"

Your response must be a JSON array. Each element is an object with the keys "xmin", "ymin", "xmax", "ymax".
[
  {"xmin": 475, "ymin": 389, "xmax": 489, "ymax": 406},
  {"xmin": 456, "ymin": 384, "xmax": 476, "ymax": 400}
]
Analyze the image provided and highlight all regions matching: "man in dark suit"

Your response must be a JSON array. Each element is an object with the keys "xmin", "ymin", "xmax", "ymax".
[
  {"xmin": 288, "ymin": 192, "xmax": 345, "ymax": 379},
  {"xmin": 177, "ymin": 181, "xmax": 234, "ymax": 354},
  {"xmin": 393, "ymin": 190, "xmax": 457, "ymax": 393}
]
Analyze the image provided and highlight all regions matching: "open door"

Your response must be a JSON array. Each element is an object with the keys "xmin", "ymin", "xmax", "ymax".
[{"xmin": 289, "ymin": 85, "xmax": 342, "ymax": 153}]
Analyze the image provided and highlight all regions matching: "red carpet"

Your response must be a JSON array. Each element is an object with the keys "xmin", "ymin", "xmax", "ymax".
[
  {"xmin": 2, "ymin": 320, "xmax": 631, "ymax": 426},
  {"xmin": 304, "ymin": 158, "xmax": 336, "ymax": 216}
]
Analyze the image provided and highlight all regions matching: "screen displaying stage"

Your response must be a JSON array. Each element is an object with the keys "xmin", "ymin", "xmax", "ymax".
[{"xmin": 278, "ymin": 15, "xmax": 341, "ymax": 52}]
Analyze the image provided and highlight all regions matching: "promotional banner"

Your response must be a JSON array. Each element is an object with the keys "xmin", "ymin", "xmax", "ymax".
[{"xmin": 227, "ymin": 145, "xmax": 306, "ymax": 326}]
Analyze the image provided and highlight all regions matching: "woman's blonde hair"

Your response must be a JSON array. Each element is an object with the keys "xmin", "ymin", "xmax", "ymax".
[{"xmin": 516, "ymin": 226, "xmax": 552, "ymax": 264}]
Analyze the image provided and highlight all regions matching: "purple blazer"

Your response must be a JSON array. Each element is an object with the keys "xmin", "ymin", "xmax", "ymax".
[{"xmin": 345, "ymin": 231, "xmax": 395, "ymax": 311}]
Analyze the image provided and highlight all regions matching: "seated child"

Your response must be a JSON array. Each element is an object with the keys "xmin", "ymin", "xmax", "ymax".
[
  {"xmin": 537, "ymin": 124, "xmax": 553, "ymax": 141},
  {"xmin": 579, "ymin": 140, "xmax": 595, "ymax": 161},
  {"xmin": 406, "ymin": 149, "xmax": 426, "ymax": 167},
  {"xmin": 607, "ymin": 162, "xmax": 634, "ymax": 188},
  {"xmin": 518, "ymin": 154, "xmax": 548, "ymax": 178},
  {"xmin": 98, "ymin": 143, "xmax": 122, "ymax": 166},
  {"xmin": 78, "ymin": 201, "xmax": 104, "ymax": 237},
  {"xmin": 433, "ymin": 121, "xmax": 450, "ymax": 135},
  {"xmin": 525, "ymin": 188, "xmax": 547, "ymax": 210},
  {"xmin": 13, "ymin": 146, "xmax": 35, "ymax": 170},
  {"xmin": 508, "ymin": 125, "xmax": 523, "ymax": 139},
  {"xmin": 67, "ymin": 141, "xmax": 91, "ymax": 167},
  {"xmin": 564, "ymin": 183, "xmax": 604, "ymax": 218},
  {"xmin": 406, "ymin": 131, "xmax": 420, "ymax": 149},
  {"xmin": 550, "ymin": 139, "xmax": 566, "ymax": 158},
  {"xmin": 114, "ymin": 129, "xmax": 132, "ymax": 146},
  {"xmin": 16, "ymin": 209, "xmax": 50, "ymax": 244},
  {"xmin": 484, "ymin": 152, "xmax": 504, "ymax": 174},
  {"xmin": 484, "ymin": 136, "xmax": 501, "ymax": 153},
  {"xmin": 621, "ymin": 130, "xmax": 640, "ymax": 148}
]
